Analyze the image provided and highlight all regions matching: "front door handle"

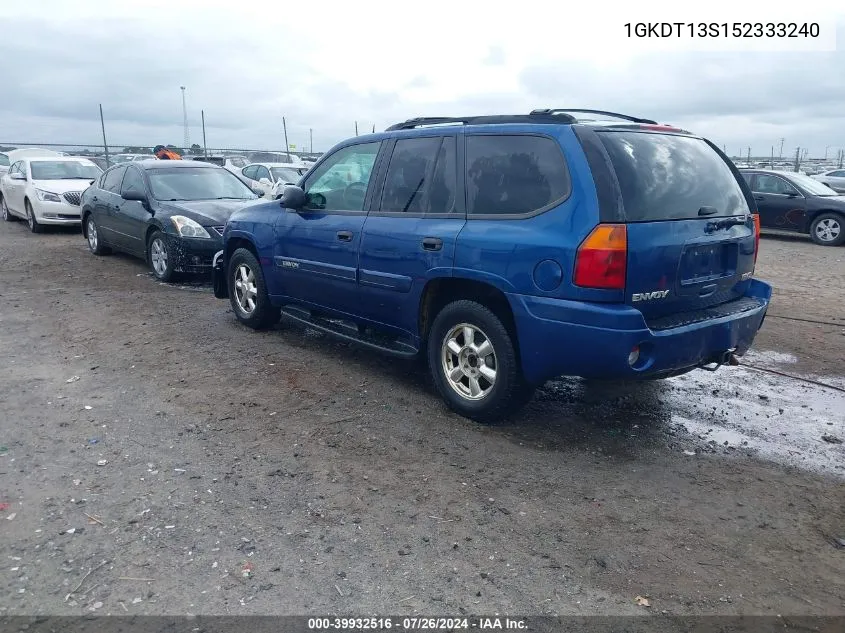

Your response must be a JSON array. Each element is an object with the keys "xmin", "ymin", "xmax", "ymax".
[
  {"xmin": 422, "ymin": 237, "xmax": 443, "ymax": 251},
  {"xmin": 336, "ymin": 230, "xmax": 353, "ymax": 242}
]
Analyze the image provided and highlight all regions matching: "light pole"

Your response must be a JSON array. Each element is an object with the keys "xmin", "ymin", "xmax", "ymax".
[
  {"xmin": 180, "ymin": 86, "xmax": 190, "ymax": 150},
  {"xmin": 825, "ymin": 146, "xmax": 830, "ymax": 160}
]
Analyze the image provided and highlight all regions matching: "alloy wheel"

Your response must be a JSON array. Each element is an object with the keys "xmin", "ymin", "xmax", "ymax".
[
  {"xmin": 87, "ymin": 219, "xmax": 98, "ymax": 251},
  {"xmin": 150, "ymin": 238, "xmax": 168, "ymax": 276},
  {"xmin": 441, "ymin": 323, "xmax": 497, "ymax": 400},
  {"xmin": 233, "ymin": 264, "xmax": 257, "ymax": 314},
  {"xmin": 815, "ymin": 218, "xmax": 841, "ymax": 243}
]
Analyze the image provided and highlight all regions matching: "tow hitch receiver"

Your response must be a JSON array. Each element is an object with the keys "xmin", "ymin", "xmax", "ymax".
[{"xmin": 699, "ymin": 348, "xmax": 738, "ymax": 372}]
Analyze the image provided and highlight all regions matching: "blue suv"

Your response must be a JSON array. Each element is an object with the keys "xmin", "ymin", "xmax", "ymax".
[{"xmin": 212, "ymin": 109, "xmax": 771, "ymax": 422}]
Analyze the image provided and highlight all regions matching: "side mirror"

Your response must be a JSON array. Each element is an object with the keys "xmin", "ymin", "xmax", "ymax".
[
  {"xmin": 279, "ymin": 185, "xmax": 307, "ymax": 209},
  {"xmin": 122, "ymin": 189, "xmax": 147, "ymax": 203},
  {"xmin": 10, "ymin": 172, "xmax": 25, "ymax": 181},
  {"xmin": 252, "ymin": 188, "xmax": 265, "ymax": 198}
]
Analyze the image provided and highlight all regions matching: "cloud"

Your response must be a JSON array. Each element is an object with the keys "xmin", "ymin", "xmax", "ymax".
[{"xmin": 0, "ymin": 2, "xmax": 843, "ymax": 158}]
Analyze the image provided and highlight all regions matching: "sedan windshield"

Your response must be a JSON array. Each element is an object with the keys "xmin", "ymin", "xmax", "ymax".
[
  {"xmin": 148, "ymin": 167, "xmax": 258, "ymax": 201},
  {"xmin": 270, "ymin": 167, "xmax": 301, "ymax": 183},
  {"xmin": 30, "ymin": 161, "xmax": 102, "ymax": 179},
  {"xmin": 788, "ymin": 173, "xmax": 839, "ymax": 196}
]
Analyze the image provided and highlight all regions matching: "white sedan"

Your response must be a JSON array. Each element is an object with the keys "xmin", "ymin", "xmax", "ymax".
[
  {"xmin": 811, "ymin": 169, "xmax": 845, "ymax": 193},
  {"xmin": 240, "ymin": 163, "xmax": 308, "ymax": 198},
  {"xmin": 0, "ymin": 157, "xmax": 102, "ymax": 232}
]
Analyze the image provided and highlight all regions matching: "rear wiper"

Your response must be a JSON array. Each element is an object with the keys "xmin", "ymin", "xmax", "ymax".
[{"xmin": 706, "ymin": 216, "xmax": 748, "ymax": 232}]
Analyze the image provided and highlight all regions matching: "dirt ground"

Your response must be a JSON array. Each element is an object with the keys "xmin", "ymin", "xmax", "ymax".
[{"xmin": 0, "ymin": 222, "xmax": 843, "ymax": 617}]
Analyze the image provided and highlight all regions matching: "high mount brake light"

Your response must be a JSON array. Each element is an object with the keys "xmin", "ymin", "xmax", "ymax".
[{"xmin": 574, "ymin": 224, "xmax": 627, "ymax": 290}]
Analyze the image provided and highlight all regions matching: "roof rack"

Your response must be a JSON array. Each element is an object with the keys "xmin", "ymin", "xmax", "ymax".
[
  {"xmin": 530, "ymin": 109, "xmax": 658, "ymax": 125},
  {"xmin": 386, "ymin": 112, "xmax": 577, "ymax": 131}
]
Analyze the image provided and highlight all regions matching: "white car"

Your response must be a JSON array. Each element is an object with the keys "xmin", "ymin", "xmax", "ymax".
[
  {"xmin": 111, "ymin": 153, "xmax": 157, "ymax": 163},
  {"xmin": 0, "ymin": 157, "xmax": 102, "ymax": 232},
  {"xmin": 188, "ymin": 155, "xmax": 251, "ymax": 174},
  {"xmin": 811, "ymin": 169, "xmax": 845, "ymax": 193},
  {"xmin": 0, "ymin": 147, "xmax": 63, "ymax": 177},
  {"xmin": 240, "ymin": 162, "xmax": 308, "ymax": 198}
]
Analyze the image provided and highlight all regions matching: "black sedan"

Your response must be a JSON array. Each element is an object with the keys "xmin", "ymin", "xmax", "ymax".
[
  {"xmin": 740, "ymin": 169, "xmax": 845, "ymax": 246},
  {"xmin": 80, "ymin": 161, "xmax": 262, "ymax": 281}
]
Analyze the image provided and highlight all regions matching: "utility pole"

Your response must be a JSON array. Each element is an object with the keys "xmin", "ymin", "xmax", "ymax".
[
  {"xmin": 779, "ymin": 138, "xmax": 785, "ymax": 159},
  {"xmin": 201, "ymin": 110, "xmax": 208, "ymax": 158},
  {"xmin": 839, "ymin": 149, "xmax": 844, "ymax": 169},
  {"xmin": 282, "ymin": 116, "xmax": 291, "ymax": 163},
  {"xmin": 747, "ymin": 147, "xmax": 751, "ymax": 164},
  {"xmin": 794, "ymin": 147, "xmax": 801, "ymax": 172},
  {"xmin": 180, "ymin": 86, "xmax": 190, "ymax": 150},
  {"xmin": 309, "ymin": 128, "xmax": 313, "ymax": 154},
  {"xmin": 825, "ymin": 146, "xmax": 830, "ymax": 160},
  {"xmin": 372, "ymin": 124, "xmax": 375, "ymax": 134},
  {"xmin": 355, "ymin": 121, "xmax": 359, "ymax": 136},
  {"xmin": 99, "ymin": 104, "xmax": 110, "ymax": 167},
  {"xmin": 771, "ymin": 146, "xmax": 774, "ymax": 168}
]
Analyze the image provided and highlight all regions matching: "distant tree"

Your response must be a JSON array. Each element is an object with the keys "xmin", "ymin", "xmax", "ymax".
[{"xmin": 189, "ymin": 143, "xmax": 203, "ymax": 155}]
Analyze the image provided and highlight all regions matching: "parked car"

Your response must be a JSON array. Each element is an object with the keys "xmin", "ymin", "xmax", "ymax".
[
  {"xmin": 80, "ymin": 160, "xmax": 261, "ymax": 281},
  {"xmin": 239, "ymin": 163, "xmax": 308, "ymax": 198},
  {"xmin": 111, "ymin": 153, "xmax": 157, "ymax": 163},
  {"xmin": 188, "ymin": 154, "xmax": 251, "ymax": 173},
  {"xmin": 811, "ymin": 169, "xmax": 845, "ymax": 193},
  {"xmin": 210, "ymin": 109, "xmax": 771, "ymax": 422},
  {"xmin": 0, "ymin": 148, "xmax": 63, "ymax": 177},
  {"xmin": 1, "ymin": 157, "xmax": 102, "ymax": 231},
  {"xmin": 70, "ymin": 155, "xmax": 109, "ymax": 171},
  {"xmin": 739, "ymin": 169, "xmax": 845, "ymax": 246}
]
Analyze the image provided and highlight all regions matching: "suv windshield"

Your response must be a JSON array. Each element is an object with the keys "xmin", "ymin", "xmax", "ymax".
[
  {"xmin": 598, "ymin": 131, "xmax": 749, "ymax": 221},
  {"xmin": 148, "ymin": 167, "xmax": 257, "ymax": 201},
  {"xmin": 30, "ymin": 161, "xmax": 101, "ymax": 179}
]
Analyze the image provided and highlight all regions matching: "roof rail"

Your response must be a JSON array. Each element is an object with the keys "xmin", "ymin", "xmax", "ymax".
[
  {"xmin": 530, "ymin": 109, "xmax": 658, "ymax": 125},
  {"xmin": 386, "ymin": 112, "xmax": 577, "ymax": 131}
]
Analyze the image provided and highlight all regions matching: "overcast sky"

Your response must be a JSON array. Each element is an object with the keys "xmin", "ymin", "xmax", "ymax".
[{"xmin": 1, "ymin": 0, "xmax": 843, "ymax": 158}]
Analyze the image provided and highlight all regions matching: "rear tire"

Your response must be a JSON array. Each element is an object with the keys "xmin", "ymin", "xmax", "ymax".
[
  {"xmin": 227, "ymin": 248, "xmax": 280, "ymax": 329},
  {"xmin": 810, "ymin": 212, "xmax": 845, "ymax": 246},
  {"xmin": 1, "ymin": 194, "xmax": 15, "ymax": 222},
  {"xmin": 427, "ymin": 300, "xmax": 533, "ymax": 423},
  {"xmin": 25, "ymin": 200, "xmax": 42, "ymax": 233}
]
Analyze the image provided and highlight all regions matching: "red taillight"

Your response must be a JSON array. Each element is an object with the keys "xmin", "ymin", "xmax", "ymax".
[
  {"xmin": 752, "ymin": 213, "xmax": 760, "ymax": 266},
  {"xmin": 574, "ymin": 224, "xmax": 627, "ymax": 290}
]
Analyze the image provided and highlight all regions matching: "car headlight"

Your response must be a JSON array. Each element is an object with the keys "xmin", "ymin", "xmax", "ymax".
[
  {"xmin": 35, "ymin": 189, "xmax": 61, "ymax": 203},
  {"xmin": 170, "ymin": 215, "xmax": 211, "ymax": 239}
]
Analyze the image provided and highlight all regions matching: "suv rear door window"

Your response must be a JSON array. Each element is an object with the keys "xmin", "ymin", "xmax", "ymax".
[
  {"xmin": 379, "ymin": 136, "xmax": 457, "ymax": 214},
  {"xmin": 598, "ymin": 131, "xmax": 749, "ymax": 221},
  {"xmin": 466, "ymin": 135, "xmax": 570, "ymax": 216}
]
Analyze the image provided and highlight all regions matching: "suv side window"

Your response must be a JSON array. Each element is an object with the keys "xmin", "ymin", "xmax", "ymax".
[
  {"xmin": 102, "ymin": 166, "xmax": 127, "ymax": 193},
  {"xmin": 379, "ymin": 136, "xmax": 457, "ymax": 214},
  {"xmin": 466, "ymin": 135, "xmax": 570, "ymax": 216},
  {"xmin": 303, "ymin": 142, "xmax": 380, "ymax": 212},
  {"xmin": 121, "ymin": 167, "xmax": 146, "ymax": 195},
  {"xmin": 754, "ymin": 174, "xmax": 799, "ymax": 196}
]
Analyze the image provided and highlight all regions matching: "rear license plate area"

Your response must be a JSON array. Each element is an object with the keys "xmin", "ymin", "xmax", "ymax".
[{"xmin": 680, "ymin": 243, "xmax": 737, "ymax": 285}]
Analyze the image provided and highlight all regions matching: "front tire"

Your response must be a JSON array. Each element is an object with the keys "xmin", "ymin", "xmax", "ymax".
[
  {"xmin": 25, "ymin": 200, "xmax": 42, "ymax": 233},
  {"xmin": 427, "ymin": 300, "xmax": 533, "ymax": 423},
  {"xmin": 227, "ymin": 248, "xmax": 280, "ymax": 329},
  {"xmin": 147, "ymin": 230, "xmax": 175, "ymax": 282},
  {"xmin": 810, "ymin": 212, "xmax": 845, "ymax": 246},
  {"xmin": 1, "ymin": 194, "xmax": 15, "ymax": 222},
  {"xmin": 85, "ymin": 215, "xmax": 110, "ymax": 255}
]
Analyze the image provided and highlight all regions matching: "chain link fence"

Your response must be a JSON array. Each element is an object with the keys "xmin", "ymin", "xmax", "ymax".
[{"xmin": 0, "ymin": 142, "xmax": 324, "ymax": 169}]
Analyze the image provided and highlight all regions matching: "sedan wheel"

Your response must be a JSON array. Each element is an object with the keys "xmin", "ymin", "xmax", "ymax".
[
  {"xmin": 147, "ymin": 230, "xmax": 175, "ymax": 282},
  {"xmin": 1, "ymin": 195, "xmax": 13, "ymax": 222},
  {"xmin": 25, "ymin": 200, "xmax": 42, "ymax": 233},
  {"xmin": 810, "ymin": 213, "xmax": 845, "ymax": 246}
]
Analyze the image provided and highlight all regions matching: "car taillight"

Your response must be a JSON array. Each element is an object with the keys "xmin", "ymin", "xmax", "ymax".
[
  {"xmin": 574, "ymin": 224, "xmax": 627, "ymax": 290},
  {"xmin": 752, "ymin": 213, "xmax": 760, "ymax": 266}
]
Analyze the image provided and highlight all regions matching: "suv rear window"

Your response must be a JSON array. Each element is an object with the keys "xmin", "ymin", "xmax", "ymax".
[
  {"xmin": 598, "ymin": 131, "xmax": 748, "ymax": 222},
  {"xmin": 466, "ymin": 135, "xmax": 570, "ymax": 216}
]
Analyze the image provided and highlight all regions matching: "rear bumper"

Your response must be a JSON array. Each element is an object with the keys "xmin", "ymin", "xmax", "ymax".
[{"xmin": 508, "ymin": 279, "xmax": 772, "ymax": 384}]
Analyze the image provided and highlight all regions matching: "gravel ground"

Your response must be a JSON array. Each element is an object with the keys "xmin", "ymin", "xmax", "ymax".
[{"xmin": 0, "ymin": 223, "xmax": 843, "ymax": 617}]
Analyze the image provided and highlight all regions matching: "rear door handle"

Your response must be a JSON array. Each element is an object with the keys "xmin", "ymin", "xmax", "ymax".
[
  {"xmin": 336, "ymin": 230, "xmax": 353, "ymax": 242},
  {"xmin": 422, "ymin": 237, "xmax": 443, "ymax": 251},
  {"xmin": 753, "ymin": 195, "xmax": 765, "ymax": 201}
]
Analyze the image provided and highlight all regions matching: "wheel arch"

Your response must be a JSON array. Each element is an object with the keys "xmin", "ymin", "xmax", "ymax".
[
  {"xmin": 806, "ymin": 208, "xmax": 845, "ymax": 232},
  {"xmin": 418, "ymin": 277, "xmax": 519, "ymax": 349}
]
